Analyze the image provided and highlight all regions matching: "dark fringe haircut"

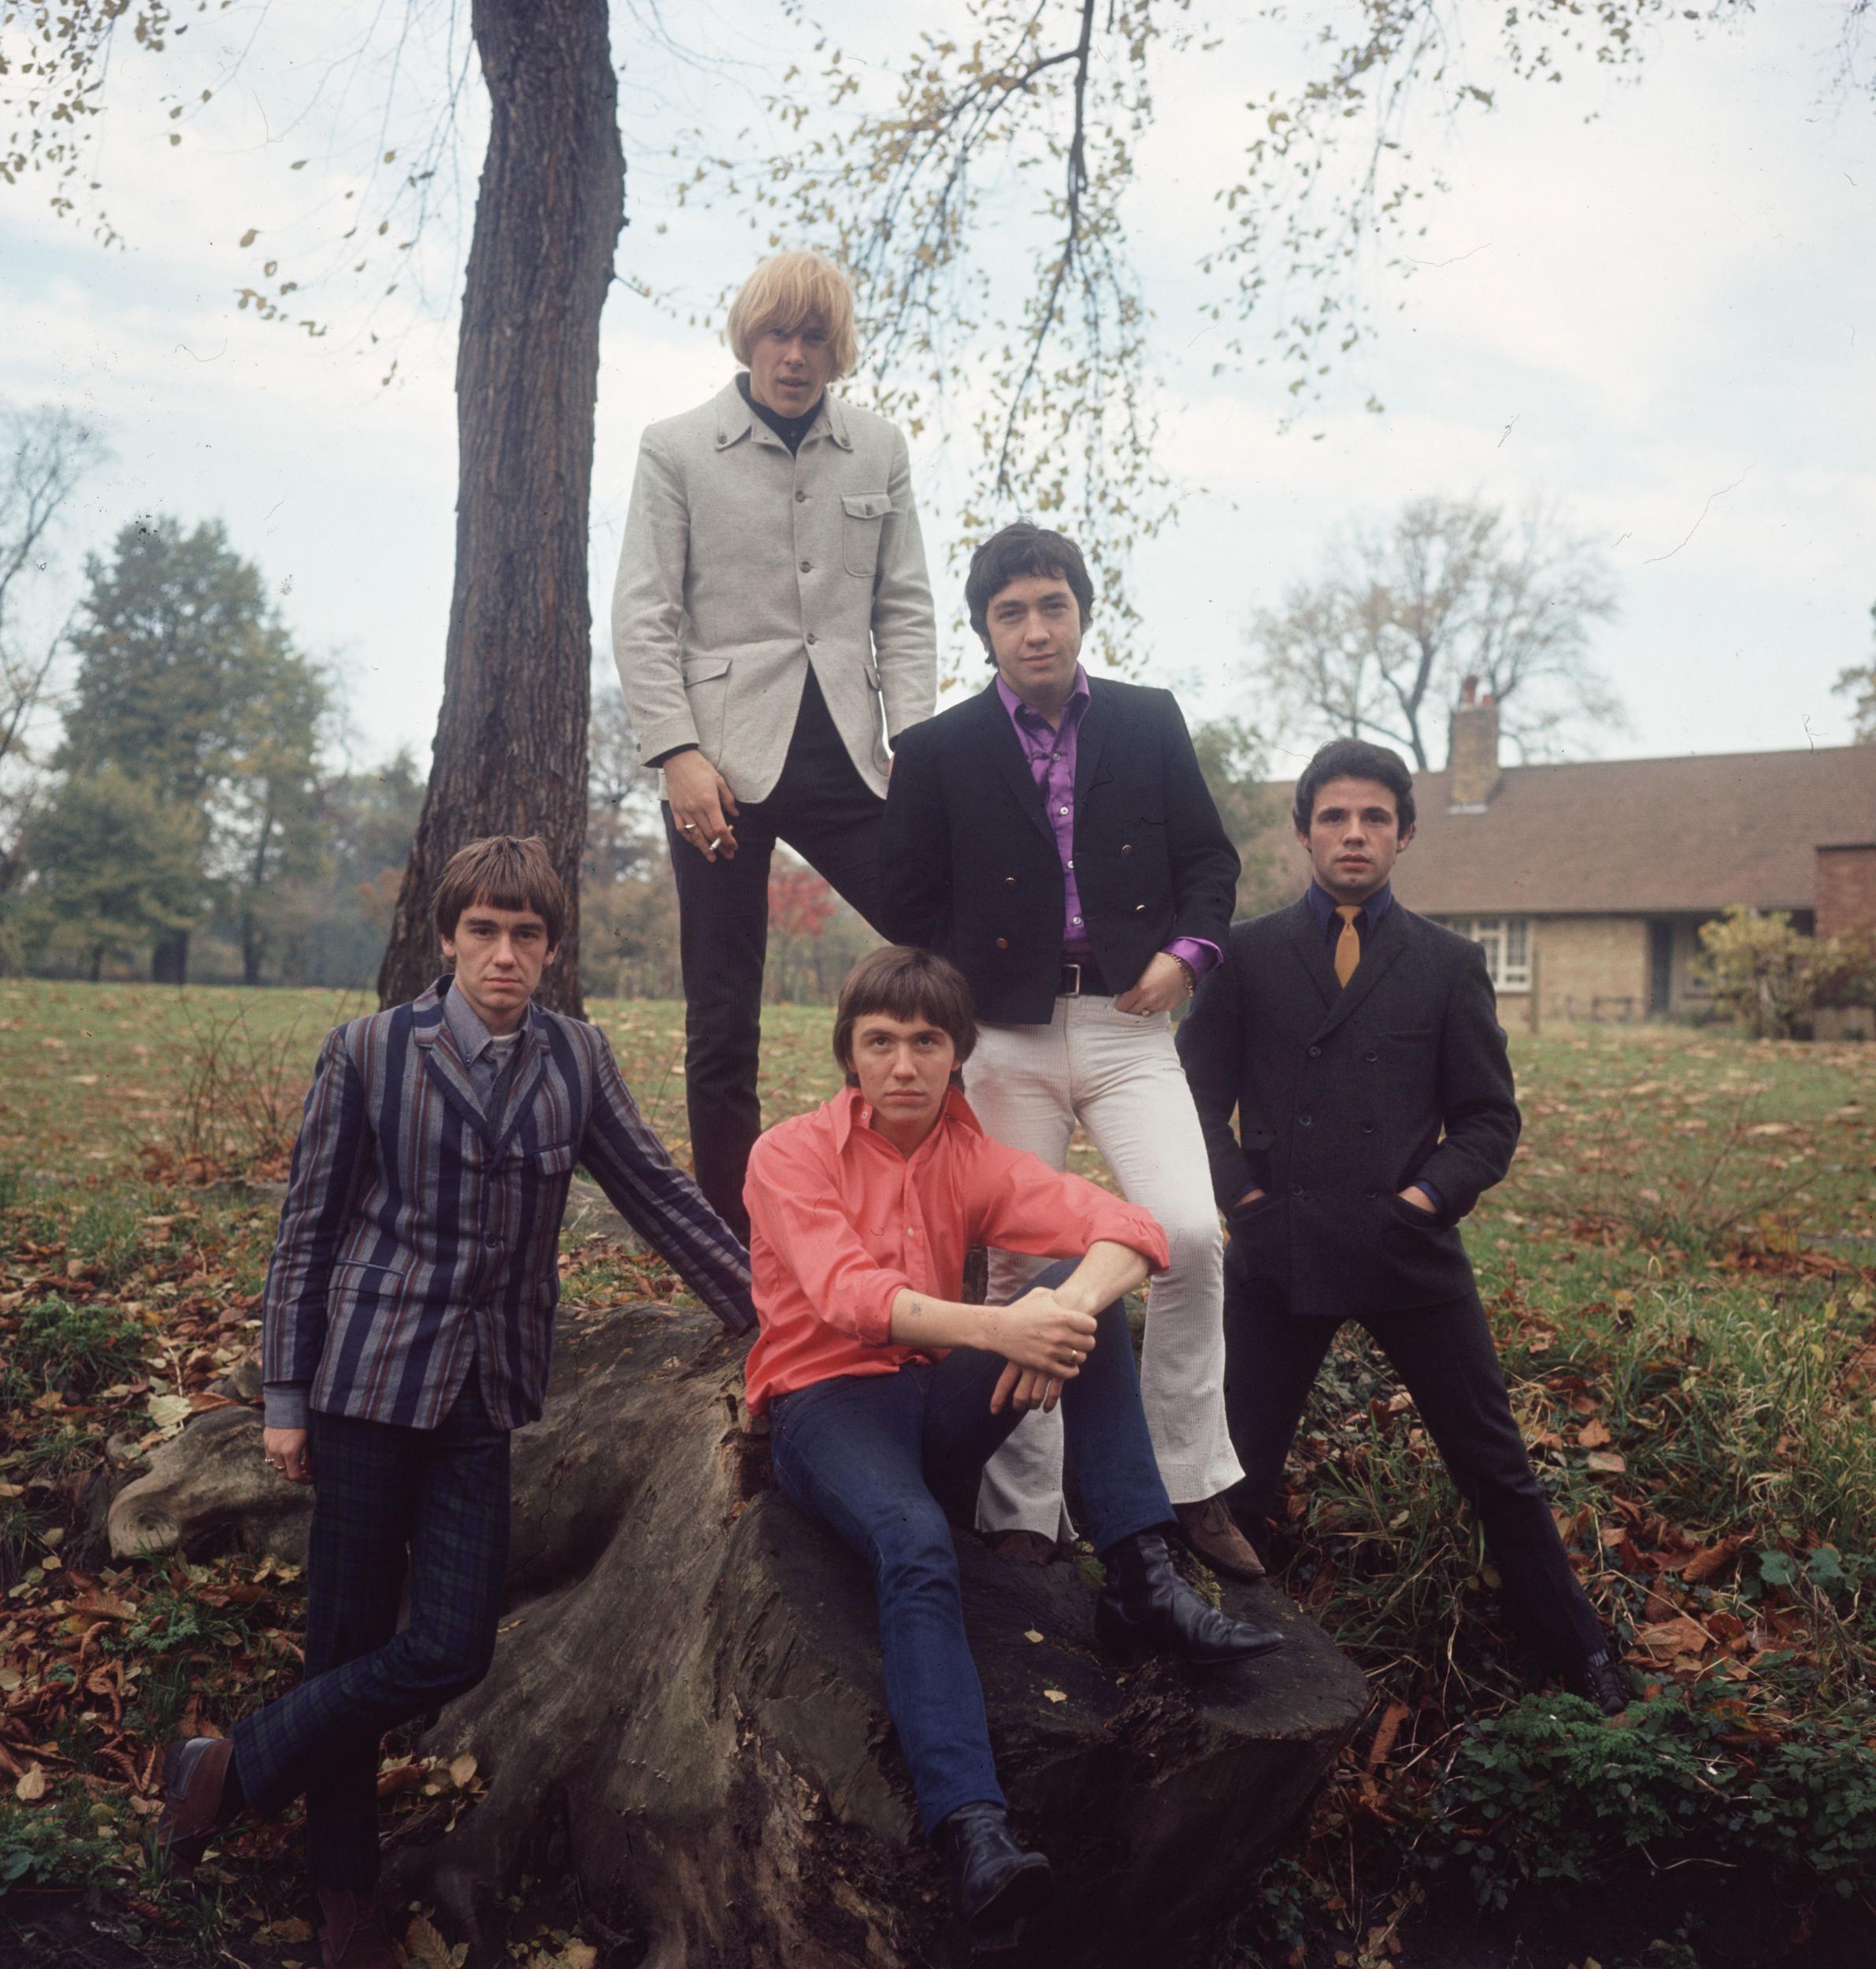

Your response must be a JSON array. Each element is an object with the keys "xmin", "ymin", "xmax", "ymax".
[
  {"xmin": 1292, "ymin": 739, "xmax": 1418, "ymax": 836},
  {"xmin": 432, "ymin": 835, "xmax": 569, "ymax": 948},
  {"xmin": 832, "ymin": 946, "xmax": 977, "ymax": 1085},
  {"xmin": 964, "ymin": 522, "xmax": 1096, "ymax": 654}
]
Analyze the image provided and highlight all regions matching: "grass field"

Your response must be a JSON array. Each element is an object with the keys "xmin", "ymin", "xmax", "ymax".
[{"xmin": 2, "ymin": 981, "xmax": 1875, "ymax": 1963}]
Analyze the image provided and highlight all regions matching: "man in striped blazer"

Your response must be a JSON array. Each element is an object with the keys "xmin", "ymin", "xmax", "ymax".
[{"xmin": 154, "ymin": 836, "xmax": 754, "ymax": 1969}]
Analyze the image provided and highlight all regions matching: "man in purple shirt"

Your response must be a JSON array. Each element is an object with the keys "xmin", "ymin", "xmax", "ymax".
[{"xmin": 879, "ymin": 523, "xmax": 1260, "ymax": 1578}]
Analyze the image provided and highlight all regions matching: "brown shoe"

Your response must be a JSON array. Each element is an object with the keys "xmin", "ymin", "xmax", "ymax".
[
  {"xmin": 988, "ymin": 1529, "xmax": 1057, "ymax": 1565},
  {"xmin": 317, "ymin": 1886, "xmax": 399, "ymax": 1969},
  {"xmin": 153, "ymin": 1734, "xmax": 235, "ymax": 1872},
  {"xmin": 1173, "ymin": 1496, "xmax": 1266, "ymax": 1581}
]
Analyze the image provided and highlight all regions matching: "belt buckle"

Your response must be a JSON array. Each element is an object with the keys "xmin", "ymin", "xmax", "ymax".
[{"xmin": 1060, "ymin": 962, "xmax": 1082, "ymax": 997}]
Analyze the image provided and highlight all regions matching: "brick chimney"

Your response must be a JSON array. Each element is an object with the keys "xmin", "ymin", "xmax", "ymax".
[
  {"xmin": 1447, "ymin": 673, "xmax": 1501, "ymax": 810},
  {"xmin": 1816, "ymin": 844, "xmax": 1876, "ymax": 939}
]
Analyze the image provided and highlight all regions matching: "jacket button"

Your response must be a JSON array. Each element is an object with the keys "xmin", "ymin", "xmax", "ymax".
[
  {"xmin": 1004, "ymin": 875, "xmax": 1017, "ymax": 888},
  {"xmin": 806, "ymin": 632, "xmax": 818, "ymax": 645},
  {"xmin": 1134, "ymin": 903, "xmax": 1146, "ymax": 914},
  {"xmin": 1364, "ymin": 1049, "xmax": 1377, "ymax": 1062},
  {"xmin": 1121, "ymin": 844, "xmax": 1133, "ymax": 856},
  {"xmin": 795, "ymin": 489, "xmax": 806, "ymax": 502},
  {"xmin": 1290, "ymin": 1185, "xmax": 1303, "ymax": 1197},
  {"xmin": 1298, "ymin": 1114, "xmax": 1311, "ymax": 1128},
  {"xmin": 1362, "ymin": 1122, "xmax": 1375, "ymax": 1136},
  {"xmin": 799, "ymin": 558, "xmax": 812, "ymax": 573},
  {"xmin": 995, "ymin": 937, "xmax": 1009, "ymax": 951},
  {"xmin": 1365, "ymin": 1189, "xmax": 1377, "ymax": 1201},
  {"xmin": 1307, "ymin": 1044, "xmax": 1322, "ymax": 1058}
]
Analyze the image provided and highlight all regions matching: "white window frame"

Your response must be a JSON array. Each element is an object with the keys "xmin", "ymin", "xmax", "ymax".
[{"xmin": 1435, "ymin": 915, "xmax": 1533, "ymax": 993}]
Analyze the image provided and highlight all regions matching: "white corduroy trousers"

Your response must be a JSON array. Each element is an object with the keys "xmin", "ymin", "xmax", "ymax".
[{"xmin": 963, "ymin": 993, "xmax": 1242, "ymax": 1537}]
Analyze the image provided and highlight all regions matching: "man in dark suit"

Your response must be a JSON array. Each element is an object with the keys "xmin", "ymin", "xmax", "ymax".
[
  {"xmin": 1175, "ymin": 739, "xmax": 1626, "ymax": 1712},
  {"xmin": 879, "ymin": 523, "xmax": 1260, "ymax": 1579}
]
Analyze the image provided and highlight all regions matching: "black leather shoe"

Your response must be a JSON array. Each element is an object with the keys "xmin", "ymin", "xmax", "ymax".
[
  {"xmin": 1095, "ymin": 1531, "xmax": 1286, "ymax": 1667},
  {"xmin": 1560, "ymin": 1649, "xmax": 1629, "ymax": 1718},
  {"xmin": 938, "ymin": 1800, "xmax": 1053, "ymax": 1933}
]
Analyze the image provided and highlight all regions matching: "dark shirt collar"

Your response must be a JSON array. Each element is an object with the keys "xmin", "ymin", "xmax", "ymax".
[
  {"xmin": 995, "ymin": 663, "xmax": 1090, "ymax": 733},
  {"xmin": 1306, "ymin": 878, "xmax": 1393, "ymax": 940},
  {"xmin": 736, "ymin": 372, "xmax": 824, "ymax": 454}
]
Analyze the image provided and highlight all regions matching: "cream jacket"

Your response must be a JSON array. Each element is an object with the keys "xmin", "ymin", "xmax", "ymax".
[{"xmin": 611, "ymin": 380, "xmax": 937, "ymax": 803}]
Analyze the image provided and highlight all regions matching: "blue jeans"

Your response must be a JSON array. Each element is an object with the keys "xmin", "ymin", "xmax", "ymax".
[{"xmin": 769, "ymin": 1280, "xmax": 1171, "ymax": 1834}]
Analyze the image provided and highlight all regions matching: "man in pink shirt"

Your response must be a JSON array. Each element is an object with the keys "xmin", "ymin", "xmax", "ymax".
[{"xmin": 744, "ymin": 946, "xmax": 1283, "ymax": 1943}]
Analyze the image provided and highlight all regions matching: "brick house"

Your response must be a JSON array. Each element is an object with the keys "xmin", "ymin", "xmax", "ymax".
[{"xmin": 1244, "ymin": 683, "xmax": 1876, "ymax": 1031}]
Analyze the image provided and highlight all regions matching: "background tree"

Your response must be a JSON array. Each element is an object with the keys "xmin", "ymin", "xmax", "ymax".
[
  {"xmin": 1188, "ymin": 714, "xmax": 1290, "ymax": 921},
  {"xmin": 0, "ymin": 402, "xmax": 108, "ymax": 895},
  {"xmin": 1245, "ymin": 496, "xmax": 1623, "ymax": 770},
  {"xmin": 56, "ymin": 515, "xmax": 328, "ymax": 983},
  {"xmin": 1836, "ymin": 603, "xmax": 1876, "ymax": 742},
  {"xmin": 13, "ymin": 764, "xmax": 202, "ymax": 981},
  {"xmin": 706, "ymin": 0, "xmax": 1832, "ymax": 660}
]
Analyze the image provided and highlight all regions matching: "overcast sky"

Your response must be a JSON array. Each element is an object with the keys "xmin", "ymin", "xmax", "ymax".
[{"xmin": 2, "ymin": 0, "xmax": 1871, "ymax": 784}]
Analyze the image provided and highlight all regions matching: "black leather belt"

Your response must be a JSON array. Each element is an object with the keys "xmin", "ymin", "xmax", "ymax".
[{"xmin": 1058, "ymin": 959, "xmax": 1110, "ymax": 996}]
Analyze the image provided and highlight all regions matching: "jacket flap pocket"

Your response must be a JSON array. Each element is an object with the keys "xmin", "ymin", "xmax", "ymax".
[
  {"xmin": 840, "ymin": 492, "xmax": 892, "ymax": 520},
  {"xmin": 332, "ymin": 1255, "xmax": 408, "ymax": 1285},
  {"xmin": 682, "ymin": 654, "xmax": 732, "ymax": 684},
  {"xmin": 531, "ymin": 1141, "xmax": 580, "ymax": 1176}
]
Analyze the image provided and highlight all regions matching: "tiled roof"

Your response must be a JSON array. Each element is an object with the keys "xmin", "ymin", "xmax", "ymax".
[{"xmin": 1246, "ymin": 744, "xmax": 1876, "ymax": 916}]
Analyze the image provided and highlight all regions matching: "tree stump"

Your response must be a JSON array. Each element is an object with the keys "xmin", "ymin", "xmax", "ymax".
[{"xmin": 386, "ymin": 1302, "xmax": 1369, "ymax": 1967}]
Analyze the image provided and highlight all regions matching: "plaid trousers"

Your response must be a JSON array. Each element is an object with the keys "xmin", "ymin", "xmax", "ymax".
[{"xmin": 232, "ymin": 1375, "xmax": 510, "ymax": 1887}]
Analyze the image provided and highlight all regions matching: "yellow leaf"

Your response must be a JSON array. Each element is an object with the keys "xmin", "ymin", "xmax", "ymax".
[
  {"xmin": 1042, "ymin": 1689, "xmax": 1067, "ymax": 1704},
  {"xmin": 15, "ymin": 1766, "xmax": 47, "ymax": 1803},
  {"xmin": 404, "ymin": 1914, "xmax": 453, "ymax": 1968},
  {"xmin": 447, "ymin": 1752, "xmax": 477, "ymax": 1788},
  {"xmin": 1023, "ymin": 1630, "xmax": 1044, "ymax": 1645}
]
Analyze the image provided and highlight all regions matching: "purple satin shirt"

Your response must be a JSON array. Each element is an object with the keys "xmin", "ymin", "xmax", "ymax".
[{"xmin": 995, "ymin": 667, "xmax": 1220, "ymax": 985}]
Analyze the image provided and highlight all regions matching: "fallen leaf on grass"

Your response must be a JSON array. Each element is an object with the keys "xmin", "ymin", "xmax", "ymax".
[
  {"xmin": 1023, "ymin": 1629, "xmax": 1044, "ymax": 1645},
  {"xmin": 404, "ymin": 1914, "xmax": 467, "ymax": 1968},
  {"xmin": 1585, "ymin": 1450, "xmax": 1627, "ymax": 1474},
  {"xmin": 1042, "ymin": 1689, "xmax": 1067, "ymax": 1704},
  {"xmin": 14, "ymin": 1765, "xmax": 46, "ymax": 1802},
  {"xmin": 1680, "ymin": 1537, "xmax": 1744, "ymax": 1585},
  {"xmin": 1633, "ymin": 1617, "xmax": 1711, "ymax": 1659},
  {"xmin": 1366, "ymin": 1700, "xmax": 1411, "ymax": 1771},
  {"xmin": 447, "ymin": 1752, "xmax": 477, "ymax": 1788},
  {"xmin": 1576, "ymin": 1419, "xmax": 1611, "ymax": 1449},
  {"xmin": 143, "ymin": 1393, "xmax": 194, "ymax": 1435}
]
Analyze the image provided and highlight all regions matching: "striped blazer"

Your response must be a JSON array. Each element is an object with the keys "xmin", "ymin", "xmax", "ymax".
[{"xmin": 261, "ymin": 978, "xmax": 754, "ymax": 1431}]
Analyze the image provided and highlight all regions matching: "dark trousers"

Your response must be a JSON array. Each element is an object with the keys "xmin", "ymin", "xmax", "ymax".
[
  {"xmin": 666, "ymin": 672, "xmax": 888, "ymax": 1242},
  {"xmin": 1224, "ymin": 1271, "xmax": 1604, "ymax": 1667},
  {"xmin": 769, "ymin": 1290, "xmax": 1171, "ymax": 1835},
  {"xmin": 232, "ymin": 1378, "xmax": 510, "ymax": 1888}
]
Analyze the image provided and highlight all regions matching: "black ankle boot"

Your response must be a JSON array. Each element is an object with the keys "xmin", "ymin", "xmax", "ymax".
[
  {"xmin": 1095, "ymin": 1530, "xmax": 1287, "ymax": 1667},
  {"xmin": 937, "ymin": 1800, "xmax": 1053, "ymax": 1933}
]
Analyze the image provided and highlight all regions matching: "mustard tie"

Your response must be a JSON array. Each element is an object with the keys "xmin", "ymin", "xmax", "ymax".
[{"xmin": 1333, "ymin": 905, "xmax": 1362, "ymax": 988}]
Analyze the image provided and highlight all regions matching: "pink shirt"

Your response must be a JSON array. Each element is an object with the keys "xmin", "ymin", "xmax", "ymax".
[{"xmin": 742, "ymin": 1085, "xmax": 1170, "ymax": 1415}]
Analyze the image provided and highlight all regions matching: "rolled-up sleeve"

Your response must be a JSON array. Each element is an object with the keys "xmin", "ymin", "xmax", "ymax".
[
  {"xmin": 968, "ymin": 1140, "xmax": 1170, "ymax": 1274},
  {"xmin": 746, "ymin": 1129, "xmax": 914, "ymax": 1344}
]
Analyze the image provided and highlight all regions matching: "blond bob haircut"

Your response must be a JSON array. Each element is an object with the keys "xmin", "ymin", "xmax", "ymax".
[{"xmin": 725, "ymin": 251, "xmax": 858, "ymax": 380}]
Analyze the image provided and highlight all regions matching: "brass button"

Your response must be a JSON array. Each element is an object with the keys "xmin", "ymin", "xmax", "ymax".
[
  {"xmin": 995, "ymin": 937, "xmax": 1009, "ymax": 951},
  {"xmin": 1121, "ymin": 844, "xmax": 1133, "ymax": 856},
  {"xmin": 1134, "ymin": 903, "xmax": 1146, "ymax": 914},
  {"xmin": 1004, "ymin": 876, "xmax": 1017, "ymax": 888}
]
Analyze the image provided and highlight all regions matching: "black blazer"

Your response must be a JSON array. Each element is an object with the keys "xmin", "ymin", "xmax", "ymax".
[
  {"xmin": 879, "ymin": 677, "xmax": 1239, "ymax": 1024},
  {"xmin": 1175, "ymin": 896, "xmax": 1520, "ymax": 1319}
]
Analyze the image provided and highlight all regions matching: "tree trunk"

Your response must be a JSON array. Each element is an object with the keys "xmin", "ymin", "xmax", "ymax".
[
  {"xmin": 151, "ymin": 929, "xmax": 188, "ymax": 984},
  {"xmin": 376, "ymin": 0, "xmax": 624, "ymax": 1017}
]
